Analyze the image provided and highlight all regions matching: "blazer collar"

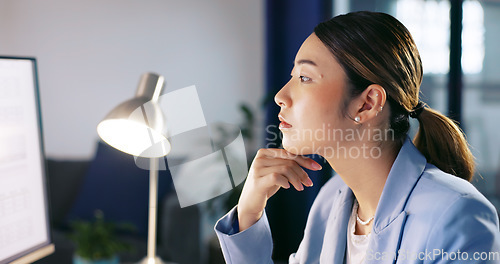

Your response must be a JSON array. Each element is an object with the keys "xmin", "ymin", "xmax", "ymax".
[
  {"xmin": 372, "ymin": 137, "xmax": 427, "ymax": 234},
  {"xmin": 322, "ymin": 185, "xmax": 353, "ymax": 264},
  {"xmin": 324, "ymin": 138, "xmax": 426, "ymax": 263}
]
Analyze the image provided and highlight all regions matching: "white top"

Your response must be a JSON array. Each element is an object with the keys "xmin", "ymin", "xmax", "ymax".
[{"xmin": 346, "ymin": 200, "xmax": 371, "ymax": 264}]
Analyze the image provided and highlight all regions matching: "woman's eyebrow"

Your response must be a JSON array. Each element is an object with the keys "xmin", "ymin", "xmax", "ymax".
[{"xmin": 295, "ymin": 59, "xmax": 318, "ymax": 66}]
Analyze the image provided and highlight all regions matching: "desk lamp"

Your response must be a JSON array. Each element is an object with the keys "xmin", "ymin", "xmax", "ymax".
[{"xmin": 97, "ymin": 72, "xmax": 171, "ymax": 264}]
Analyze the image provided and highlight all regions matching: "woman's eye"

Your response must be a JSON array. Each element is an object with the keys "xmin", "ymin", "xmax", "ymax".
[{"xmin": 300, "ymin": 76, "xmax": 312, "ymax": 82}]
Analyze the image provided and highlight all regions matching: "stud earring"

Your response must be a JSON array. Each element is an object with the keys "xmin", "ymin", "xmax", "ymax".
[
  {"xmin": 354, "ymin": 116, "xmax": 361, "ymax": 123},
  {"xmin": 375, "ymin": 93, "xmax": 379, "ymax": 97}
]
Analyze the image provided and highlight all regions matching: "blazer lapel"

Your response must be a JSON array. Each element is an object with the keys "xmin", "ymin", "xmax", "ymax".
[
  {"xmin": 321, "ymin": 184, "xmax": 353, "ymax": 264},
  {"xmin": 365, "ymin": 211, "xmax": 408, "ymax": 264},
  {"xmin": 365, "ymin": 138, "xmax": 427, "ymax": 263}
]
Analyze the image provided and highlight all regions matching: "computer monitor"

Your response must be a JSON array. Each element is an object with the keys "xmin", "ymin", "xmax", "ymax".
[{"xmin": 0, "ymin": 56, "xmax": 54, "ymax": 263}]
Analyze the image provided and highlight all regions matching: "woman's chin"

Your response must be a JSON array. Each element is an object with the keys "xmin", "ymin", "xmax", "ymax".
[{"xmin": 282, "ymin": 142, "xmax": 312, "ymax": 156}]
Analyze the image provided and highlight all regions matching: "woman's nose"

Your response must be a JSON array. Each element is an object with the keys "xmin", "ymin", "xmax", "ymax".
[{"xmin": 274, "ymin": 82, "xmax": 291, "ymax": 107}]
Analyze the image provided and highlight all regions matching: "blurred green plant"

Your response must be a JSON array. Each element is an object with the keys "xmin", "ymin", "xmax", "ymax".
[
  {"xmin": 68, "ymin": 210, "xmax": 134, "ymax": 261},
  {"xmin": 239, "ymin": 103, "xmax": 255, "ymax": 141}
]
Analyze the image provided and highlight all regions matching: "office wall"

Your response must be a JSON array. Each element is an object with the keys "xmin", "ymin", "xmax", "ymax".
[{"xmin": 0, "ymin": 0, "xmax": 264, "ymax": 159}]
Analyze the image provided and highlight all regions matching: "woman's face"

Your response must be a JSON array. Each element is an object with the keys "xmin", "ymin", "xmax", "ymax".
[{"xmin": 275, "ymin": 33, "xmax": 353, "ymax": 156}]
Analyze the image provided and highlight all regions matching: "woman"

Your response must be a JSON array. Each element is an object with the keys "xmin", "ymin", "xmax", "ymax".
[{"xmin": 215, "ymin": 11, "xmax": 500, "ymax": 263}]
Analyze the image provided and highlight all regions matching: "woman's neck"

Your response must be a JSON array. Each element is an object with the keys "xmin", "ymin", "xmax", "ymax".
[{"xmin": 325, "ymin": 141, "xmax": 400, "ymax": 222}]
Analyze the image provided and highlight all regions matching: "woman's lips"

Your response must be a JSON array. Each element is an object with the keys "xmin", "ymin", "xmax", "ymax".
[
  {"xmin": 279, "ymin": 121, "xmax": 292, "ymax": 129},
  {"xmin": 278, "ymin": 115, "xmax": 292, "ymax": 129}
]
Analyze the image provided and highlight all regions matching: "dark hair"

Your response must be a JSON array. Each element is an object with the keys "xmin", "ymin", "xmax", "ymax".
[{"xmin": 314, "ymin": 11, "xmax": 474, "ymax": 181}]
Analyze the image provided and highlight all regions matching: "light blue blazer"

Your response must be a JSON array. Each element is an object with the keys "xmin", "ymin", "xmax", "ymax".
[{"xmin": 215, "ymin": 138, "xmax": 500, "ymax": 263}]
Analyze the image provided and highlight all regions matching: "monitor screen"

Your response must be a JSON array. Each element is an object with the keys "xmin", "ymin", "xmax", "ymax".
[{"xmin": 0, "ymin": 57, "xmax": 54, "ymax": 263}]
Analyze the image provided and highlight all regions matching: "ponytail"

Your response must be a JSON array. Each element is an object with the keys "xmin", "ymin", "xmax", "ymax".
[{"xmin": 413, "ymin": 107, "xmax": 475, "ymax": 181}]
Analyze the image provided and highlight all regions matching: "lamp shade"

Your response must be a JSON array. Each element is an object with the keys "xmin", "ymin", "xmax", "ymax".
[{"xmin": 97, "ymin": 73, "xmax": 171, "ymax": 158}]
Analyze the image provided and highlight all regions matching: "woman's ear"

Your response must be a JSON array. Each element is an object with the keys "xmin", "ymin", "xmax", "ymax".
[{"xmin": 352, "ymin": 84, "xmax": 386, "ymax": 124}]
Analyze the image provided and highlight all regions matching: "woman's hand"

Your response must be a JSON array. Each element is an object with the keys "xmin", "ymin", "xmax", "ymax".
[{"xmin": 237, "ymin": 148, "xmax": 322, "ymax": 231}]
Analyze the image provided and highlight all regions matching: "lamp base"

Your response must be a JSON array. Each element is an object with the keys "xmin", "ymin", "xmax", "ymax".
[{"xmin": 137, "ymin": 256, "xmax": 176, "ymax": 264}]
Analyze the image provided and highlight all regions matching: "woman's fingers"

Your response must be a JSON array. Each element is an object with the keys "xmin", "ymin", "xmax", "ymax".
[
  {"xmin": 267, "ymin": 172, "xmax": 291, "ymax": 190},
  {"xmin": 258, "ymin": 166, "xmax": 304, "ymax": 191},
  {"xmin": 256, "ymin": 148, "xmax": 322, "ymax": 171},
  {"xmin": 252, "ymin": 149, "xmax": 319, "ymax": 191},
  {"xmin": 237, "ymin": 148, "xmax": 322, "ymax": 231}
]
